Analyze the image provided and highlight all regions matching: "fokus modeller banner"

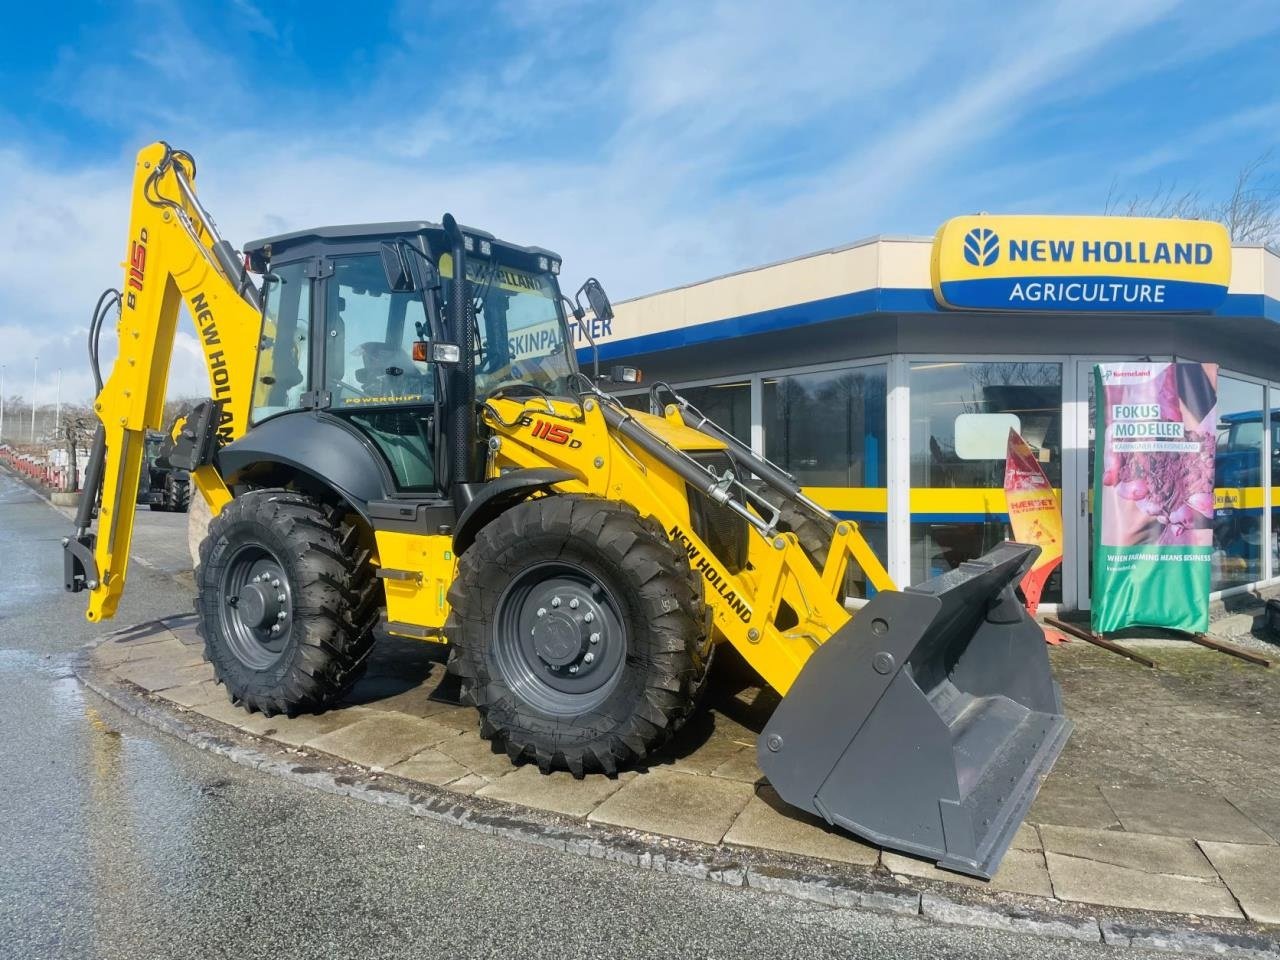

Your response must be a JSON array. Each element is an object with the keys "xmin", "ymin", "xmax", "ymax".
[
  {"xmin": 1092, "ymin": 362, "xmax": 1218, "ymax": 634},
  {"xmin": 932, "ymin": 215, "xmax": 1231, "ymax": 312}
]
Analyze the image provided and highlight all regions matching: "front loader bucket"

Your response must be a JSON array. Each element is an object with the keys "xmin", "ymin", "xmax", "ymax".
[{"xmin": 758, "ymin": 542, "xmax": 1071, "ymax": 879}]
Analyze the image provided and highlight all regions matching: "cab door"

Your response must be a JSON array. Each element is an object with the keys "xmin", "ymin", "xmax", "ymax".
[{"xmin": 317, "ymin": 250, "xmax": 440, "ymax": 493}]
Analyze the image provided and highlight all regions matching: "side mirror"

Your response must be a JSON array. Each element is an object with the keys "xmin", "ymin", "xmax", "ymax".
[
  {"xmin": 577, "ymin": 277, "xmax": 614, "ymax": 323},
  {"xmin": 380, "ymin": 242, "xmax": 416, "ymax": 292},
  {"xmin": 413, "ymin": 341, "xmax": 461, "ymax": 365}
]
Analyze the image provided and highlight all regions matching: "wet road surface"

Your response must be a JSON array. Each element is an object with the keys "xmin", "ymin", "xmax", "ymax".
[{"xmin": 0, "ymin": 469, "xmax": 1160, "ymax": 959}]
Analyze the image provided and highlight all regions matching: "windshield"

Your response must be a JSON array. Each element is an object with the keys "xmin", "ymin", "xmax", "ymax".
[{"xmin": 440, "ymin": 253, "xmax": 576, "ymax": 398}]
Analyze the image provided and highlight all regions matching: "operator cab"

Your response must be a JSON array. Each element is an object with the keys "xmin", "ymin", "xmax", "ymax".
[{"xmin": 241, "ymin": 221, "xmax": 578, "ymax": 494}]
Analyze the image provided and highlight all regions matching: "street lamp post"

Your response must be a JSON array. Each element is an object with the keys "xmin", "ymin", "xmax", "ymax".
[
  {"xmin": 30, "ymin": 356, "xmax": 38, "ymax": 443},
  {"xmin": 0, "ymin": 363, "xmax": 6, "ymax": 444}
]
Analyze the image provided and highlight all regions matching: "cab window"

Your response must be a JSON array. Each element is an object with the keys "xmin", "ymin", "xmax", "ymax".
[
  {"xmin": 251, "ymin": 260, "xmax": 312, "ymax": 424},
  {"xmin": 324, "ymin": 254, "xmax": 433, "ymax": 408}
]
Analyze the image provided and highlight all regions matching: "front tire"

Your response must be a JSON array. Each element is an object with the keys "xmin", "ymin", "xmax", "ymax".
[
  {"xmin": 447, "ymin": 495, "xmax": 707, "ymax": 776},
  {"xmin": 195, "ymin": 490, "xmax": 378, "ymax": 715}
]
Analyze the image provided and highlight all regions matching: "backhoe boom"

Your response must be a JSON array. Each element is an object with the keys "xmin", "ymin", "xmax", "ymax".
[{"xmin": 68, "ymin": 142, "xmax": 261, "ymax": 622}]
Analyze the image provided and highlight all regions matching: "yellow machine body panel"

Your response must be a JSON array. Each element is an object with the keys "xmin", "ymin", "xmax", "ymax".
[
  {"xmin": 360, "ymin": 394, "xmax": 896, "ymax": 695},
  {"xmin": 375, "ymin": 531, "xmax": 457, "ymax": 639}
]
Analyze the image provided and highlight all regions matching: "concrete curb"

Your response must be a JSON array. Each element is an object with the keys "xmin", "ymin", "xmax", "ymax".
[{"xmin": 75, "ymin": 640, "xmax": 1280, "ymax": 959}]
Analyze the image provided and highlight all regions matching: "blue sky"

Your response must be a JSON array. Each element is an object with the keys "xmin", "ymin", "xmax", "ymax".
[{"xmin": 1, "ymin": 0, "xmax": 1278, "ymax": 402}]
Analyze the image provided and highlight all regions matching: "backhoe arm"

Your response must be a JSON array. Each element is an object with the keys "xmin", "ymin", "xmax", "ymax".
[{"xmin": 68, "ymin": 142, "xmax": 263, "ymax": 622}]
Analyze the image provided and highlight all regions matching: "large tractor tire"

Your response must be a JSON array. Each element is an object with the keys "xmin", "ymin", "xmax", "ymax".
[
  {"xmin": 164, "ymin": 473, "xmax": 191, "ymax": 513},
  {"xmin": 446, "ymin": 495, "xmax": 707, "ymax": 777},
  {"xmin": 195, "ymin": 489, "xmax": 378, "ymax": 716}
]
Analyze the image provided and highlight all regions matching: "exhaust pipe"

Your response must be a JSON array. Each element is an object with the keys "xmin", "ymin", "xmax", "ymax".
[{"xmin": 442, "ymin": 214, "xmax": 477, "ymax": 512}]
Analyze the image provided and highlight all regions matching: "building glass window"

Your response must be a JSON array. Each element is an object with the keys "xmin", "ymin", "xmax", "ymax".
[
  {"xmin": 617, "ymin": 382, "xmax": 752, "ymax": 447},
  {"xmin": 763, "ymin": 366, "xmax": 886, "ymax": 487},
  {"xmin": 675, "ymin": 382, "xmax": 751, "ymax": 446},
  {"xmin": 1272, "ymin": 388, "xmax": 1280, "ymax": 580},
  {"xmin": 1213, "ymin": 375, "xmax": 1265, "ymax": 591},
  {"xmin": 763, "ymin": 365, "xmax": 888, "ymax": 595},
  {"xmin": 909, "ymin": 361, "xmax": 1063, "ymax": 599}
]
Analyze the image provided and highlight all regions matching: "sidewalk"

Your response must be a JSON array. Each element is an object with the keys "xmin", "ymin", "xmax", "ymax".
[{"xmin": 91, "ymin": 615, "xmax": 1280, "ymax": 928}]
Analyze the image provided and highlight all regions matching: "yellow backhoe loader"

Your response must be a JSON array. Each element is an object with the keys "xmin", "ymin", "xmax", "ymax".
[{"xmin": 64, "ymin": 142, "xmax": 1070, "ymax": 879}]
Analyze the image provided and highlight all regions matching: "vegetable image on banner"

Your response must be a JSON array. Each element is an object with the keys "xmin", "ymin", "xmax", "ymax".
[
  {"xmin": 1004, "ymin": 429, "xmax": 1062, "ymax": 615},
  {"xmin": 1092, "ymin": 362, "xmax": 1218, "ymax": 634}
]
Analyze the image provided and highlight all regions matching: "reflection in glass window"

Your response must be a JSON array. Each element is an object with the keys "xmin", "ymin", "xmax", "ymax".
[
  {"xmin": 676, "ymin": 382, "xmax": 751, "ymax": 446},
  {"xmin": 615, "ymin": 382, "xmax": 751, "ymax": 446},
  {"xmin": 910, "ymin": 362, "xmax": 1062, "ymax": 487},
  {"xmin": 763, "ymin": 366, "xmax": 886, "ymax": 487},
  {"xmin": 1213, "ymin": 376, "xmax": 1265, "ymax": 591},
  {"xmin": 909, "ymin": 361, "xmax": 1062, "ymax": 600}
]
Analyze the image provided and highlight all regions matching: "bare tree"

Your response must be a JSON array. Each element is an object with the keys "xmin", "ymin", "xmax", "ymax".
[
  {"xmin": 1105, "ymin": 151, "xmax": 1280, "ymax": 246},
  {"xmin": 63, "ymin": 410, "xmax": 97, "ymax": 492}
]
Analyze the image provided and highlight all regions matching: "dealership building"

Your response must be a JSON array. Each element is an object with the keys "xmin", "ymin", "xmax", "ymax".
[{"xmin": 584, "ymin": 216, "xmax": 1280, "ymax": 612}]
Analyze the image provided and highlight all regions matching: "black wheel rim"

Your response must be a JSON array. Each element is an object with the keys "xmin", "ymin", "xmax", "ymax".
[
  {"xmin": 493, "ymin": 560, "xmax": 627, "ymax": 716},
  {"xmin": 217, "ymin": 542, "xmax": 295, "ymax": 670}
]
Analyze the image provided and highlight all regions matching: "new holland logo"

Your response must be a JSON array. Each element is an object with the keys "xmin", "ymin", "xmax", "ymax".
[
  {"xmin": 963, "ymin": 227, "xmax": 999, "ymax": 267},
  {"xmin": 933, "ymin": 215, "xmax": 1232, "ymax": 313}
]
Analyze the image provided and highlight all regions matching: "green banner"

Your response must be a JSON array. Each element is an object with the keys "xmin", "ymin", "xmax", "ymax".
[{"xmin": 1091, "ymin": 362, "xmax": 1218, "ymax": 634}]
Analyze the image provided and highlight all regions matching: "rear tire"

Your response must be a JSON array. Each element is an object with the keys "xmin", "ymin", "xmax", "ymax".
[
  {"xmin": 195, "ymin": 489, "xmax": 378, "ymax": 715},
  {"xmin": 165, "ymin": 474, "xmax": 191, "ymax": 513},
  {"xmin": 447, "ymin": 495, "xmax": 707, "ymax": 776}
]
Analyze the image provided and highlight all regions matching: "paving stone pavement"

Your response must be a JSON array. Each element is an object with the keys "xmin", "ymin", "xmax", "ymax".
[{"xmin": 92, "ymin": 618, "xmax": 1280, "ymax": 923}]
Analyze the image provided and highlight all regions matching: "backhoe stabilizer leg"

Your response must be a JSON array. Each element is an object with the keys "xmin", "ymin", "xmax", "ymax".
[{"xmin": 758, "ymin": 541, "xmax": 1072, "ymax": 879}]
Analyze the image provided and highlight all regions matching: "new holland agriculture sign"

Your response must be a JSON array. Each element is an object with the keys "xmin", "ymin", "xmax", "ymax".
[{"xmin": 931, "ymin": 215, "xmax": 1231, "ymax": 312}]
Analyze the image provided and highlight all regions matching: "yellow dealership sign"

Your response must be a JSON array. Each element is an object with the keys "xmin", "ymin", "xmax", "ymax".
[{"xmin": 931, "ymin": 215, "xmax": 1231, "ymax": 312}]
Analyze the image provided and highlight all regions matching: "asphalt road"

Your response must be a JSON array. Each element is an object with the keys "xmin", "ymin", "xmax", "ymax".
[{"xmin": 0, "ymin": 469, "xmax": 1163, "ymax": 960}]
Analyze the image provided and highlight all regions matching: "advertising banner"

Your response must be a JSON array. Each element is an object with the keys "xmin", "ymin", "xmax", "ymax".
[
  {"xmin": 1092, "ymin": 362, "xmax": 1218, "ymax": 633},
  {"xmin": 1003, "ymin": 429, "xmax": 1063, "ymax": 614},
  {"xmin": 931, "ymin": 215, "xmax": 1231, "ymax": 313}
]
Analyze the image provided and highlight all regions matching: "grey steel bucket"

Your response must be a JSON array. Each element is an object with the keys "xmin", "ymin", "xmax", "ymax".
[{"xmin": 758, "ymin": 541, "xmax": 1071, "ymax": 879}]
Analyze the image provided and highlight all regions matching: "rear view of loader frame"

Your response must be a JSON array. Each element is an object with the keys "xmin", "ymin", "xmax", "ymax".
[{"xmin": 65, "ymin": 140, "xmax": 1070, "ymax": 880}]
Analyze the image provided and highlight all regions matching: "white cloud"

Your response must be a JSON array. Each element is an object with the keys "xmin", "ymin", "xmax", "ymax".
[{"xmin": 1, "ymin": 0, "xmax": 1272, "ymax": 408}]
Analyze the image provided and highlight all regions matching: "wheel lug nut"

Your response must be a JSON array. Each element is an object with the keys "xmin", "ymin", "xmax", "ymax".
[
  {"xmin": 583, "ymin": 652, "xmax": 595, "ymax": 664},
  {"xmin": 536, "ymin": 607, "xmax": 547, "ymax": 618},
  {"xmin": 590, "ymin": 632, "xmax": 600, "ymax": 644},
  {"xmin": 551, "ymin": 597, "xmax": 561, "ymax": 608},
  {"xmin": 583, "ymin": 612, "xmax": 594, "ymax": 623},
  {"xmin": 277, "ymin": 594, "xmax": 287, "ymax": 604},
  {"xmin": 276, "ymin": 610, "xmax": 286, "ymax": 621},
  {"xmin": 569, "ymin": 598, "xmax": 579, "ymax": 609},
  {"xmin": 272, "ymin": 579, "xmax": 280, "ymax": 588},
  {"xmin": 569, "ymin": 665, "xmax": 579, "ymax": 674},
  {"xmin": 270, "ymin": 625, "xmax": 281, "ymax": 635}
]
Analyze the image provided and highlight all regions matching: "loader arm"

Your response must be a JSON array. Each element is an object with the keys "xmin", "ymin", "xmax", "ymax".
[{"xmin": 73, "ymin": 142, "xmax": 262, "ymax": 622}]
